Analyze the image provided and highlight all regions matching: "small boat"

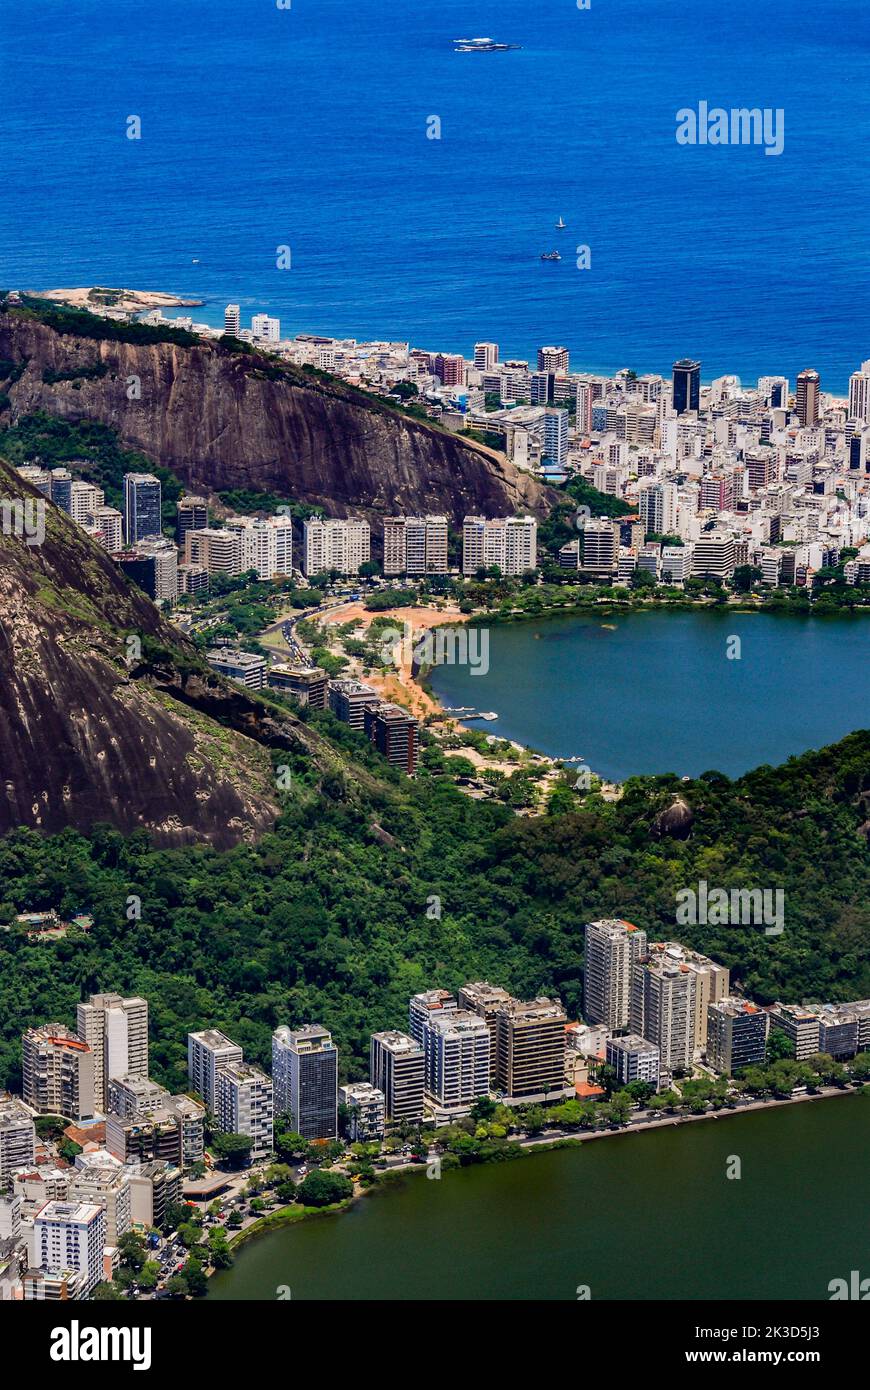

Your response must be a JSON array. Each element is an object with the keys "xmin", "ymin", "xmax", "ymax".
[
  {"xmin": 454, "ymin": 36, "xmax": 520, "ymax": 51},
  {"xmin": 540, "ymin": 250, "xmax": 561, "ymax": 262},
  {"xmin": 556, "ymin": 216, "xmax": 566, "ymax": 230}
]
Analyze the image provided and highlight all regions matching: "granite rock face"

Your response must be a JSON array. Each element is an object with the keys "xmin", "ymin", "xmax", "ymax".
[
  {"xmin": 0, "ymin": 311, "xmax": 558, "ymax": 523},
  {"xmin": 0, "ymin": 457, "xmax": 282, "ymax": 847}
]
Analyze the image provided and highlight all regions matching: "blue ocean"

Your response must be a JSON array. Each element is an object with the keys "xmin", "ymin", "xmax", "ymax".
[{"xmin": 2, "ymin": 0, "xmax": 868, "ymax": 389}]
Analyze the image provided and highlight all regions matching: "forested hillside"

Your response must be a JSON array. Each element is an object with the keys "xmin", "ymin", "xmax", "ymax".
[{"xmin": 0, "ymin": 727, "xmax": 868, "ymax": 1093}]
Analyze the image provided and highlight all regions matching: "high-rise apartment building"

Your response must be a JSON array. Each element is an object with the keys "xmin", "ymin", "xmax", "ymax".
[
  {"xmin": 583, "ymin": 920, "xmax": 648, "ymax": 1030},
  {"xmin": 303, "ymin": 517, "xmax": 370, "ymax": 576},
  {"xmin": 76, "ymin": 993, "xmax": 149, "ymax": 1113},
  {"xmin": 672, "ymin": 359, "xmax": 701, "ymax": 415},
  {"xmin": 268, "ymin": 664, "xmax": 328, "ymax": 708},
  {"xmin": 795, "ymin": 368, "xmax": 820, "ymax": 427},
  {"xmin": 581, "ymin": 518, "xmax": 618, "ymax": 573},
  {"xmin": 22, "ymin": 1026, "xmax": 96, "ymax": 1121},
  {"xmin": 382, "ymin": 515, "xmax": 449, "ymax": 576},
  {"xmin": 34, "ymin": 1200, "xmax": 105, "ymax": 1300},
  {"xmin": 424, "ymin": 1010, "xmax": 490, "ymax": 1115},
  {"xmin": 251, "ymin": 314, "xmax": 280, "ymax": 342},
  {"xmin": 123, "ymin": 473, "xmax": 162, "ymax": 544},
  {"xmin": 630, "ymin": 956, "xmax": 695, "ymax": 1075},
  {"xmin": 328, "ymin": 678, "xmax": 381, "ymax": 729},
  {"xmin": 494, "ymin": 998, "xmax": 569, "ymax": 1103},
  {"xmin": 87, "ymin": 506, "xmax": 124, "ymax": 551},
  {"xmin": 643, "ymin": 944, "xmax": 729, "ymax": 1053},
  {"xmin": 271, "ymin": 1025, "xmax": 338, "ymax": 1140},
  {"xmin": 0, "ymin": 1097, "xmax": 36, "ymax": 1183},
  {"xmin": 216, "ymin": 1064, "xmax": 273, "ymax": 1162},
  {"xmin": 224, "ymin": 303, "xmax": 241, "ymax": 336},
  {"xmin": 363, "ymin": 701, "xmax": 420, "ymax": 776},
  {"xmin": 433, "ymin": 353, "xmax": 465, "ymax": 386},
  {"xmin": 462, "ymin": 515, "xmax": 537, "ymax": 575},
  {"xmin": 848, "ymin": 361, "xmax": 870, "ymax": 423},
  {"xmin": 638, "ymin": 481, "xmax": 678, "ymax": 536},
  {"xmin": 537, "ymin": 345, "xmax": 570, "ymax": 373},
  {"xmin": 473, "ymin": 342, "xmax": 499, "ymax": 371},
  {"xmin": 457, "ymin": 981, "xmax": 513, "ymax": 1073},
  {"xmin": 69, "ymin": 481, "xmax": 104, "ymax": 526},
  {"xmin": 176, "ymin": 495, "xmax": 209, "ymax": 546},
  {"xmin": 707, "ymin": 999, "xmax": 769, "ymax": 1075},
  {"xmin": 205, "ymin": 647, "xmax": 267, "ymax": 689},
  {"xmin": 542, "ymin": 408, "xmax": 569, "ymax": 466},
  {"xmin": 691, "ymin": 532, "xmax": 736, "ymax": 579},
  {"xmin": 369, "ymin": 1031, "xmax": 425, "ymax": 1122},
  {"xmin": 187, "ymin": 1029, "xmax": 244, "ymax": 1113}
]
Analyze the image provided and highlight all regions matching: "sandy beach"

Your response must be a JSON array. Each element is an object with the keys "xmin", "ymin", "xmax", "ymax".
[{"xmin": 320, "ymin": 602, "xmax": 471, "ymax": 720}]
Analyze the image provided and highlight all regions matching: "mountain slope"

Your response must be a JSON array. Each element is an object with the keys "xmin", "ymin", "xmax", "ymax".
[
  {"xmin": 0, "ymin": 456, "xmax": 292, "ymax": 847},
  {"xmin": 0, "ymin": 301, "xmax": 558, "ymax": 523}
]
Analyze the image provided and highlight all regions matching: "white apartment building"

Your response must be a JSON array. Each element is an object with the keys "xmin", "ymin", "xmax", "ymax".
[
  {"xmin": 0, "ymin": 1098, "xmax": 36, "ymax": 1183},
  {"xmin": 630, "ymin": 957, "xmax": 695, "ymax": 1075},
  {"xmin": 69, "ymin": 481, "xmax": 105, "ymax": 526},
  {"xmin": 216, "ymin": 1063, "xmax": 273, "ymax": 1162},
  {"xmin": 251, "ymin": 314, "xmax": 281, "ymax": 342},
  {"xmin": 583, "ymin": 920, "xmax": 648, "ymax": 1031},
  {"xmin": 87, "ymin": 505, "xmax": 124, "ymax": 551},
  {"xmin": 692, "ymin": 531, "xmax": 737, "ymax": 578},
  {"xmin": 68, "ymin": 1160, "xmax": 132, "ymax": 1245},
  {"xmin": 187, "ymin": 1029, "xmax": 244, "ymax": 1113},
  {"xmin": 462, "ymin": 515, "xmax": 538, "ymax": 575},
  {"xmin": 226, "ymin": 515, "xmax": 294, "ymax": 578},
  {"xmin": 338, "ymin": 1083, "xmax": 386, "ymax": 1141},
  {"xmin": 133, "ymin": 537, "xmax": 179, "ymax": 601},
  {"xmin": 34, "ymin": 1201, "xmax": 105, "ymax": 1299},
  {"xmin": 382, "ymin": 515, "xmax": 449, "ymax": 576},
  {"xmin": 848, "ymin": 361, "xmax": 870, "ymax": 423},
  {"xmin": 581, "ymin": 518, "xmax": 617, "ymax": 573},
  {"xmin": 424, "ymin": 1010, "xmax": 490, "ymax": 1115},
  {"xmin": 303, "ymin": 517, "xmax": 371, "ymax": 576},
  {"xmin": 184, "ymin": 527, "xmax": 241, "ymax": 576},
  {"xmin": 606, "ymin": 1034, "xmax": 660, "ymax": 1089},
  {"xmin": 638, "ymin": 481, "xmax": 678, "ymax": 535},
  {"xmin": 76, "ymin": 993, "xmax": 149, "ymax": 1114}
]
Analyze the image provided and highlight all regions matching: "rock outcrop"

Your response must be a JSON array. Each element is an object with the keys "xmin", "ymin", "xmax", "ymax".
[
  {"xmin": 0, "ymin": 456, "xmax": 285, "ymax": 847},
  {"xmin": 0, "ymin": 306, "xmax": 558, "ymax": 524}
]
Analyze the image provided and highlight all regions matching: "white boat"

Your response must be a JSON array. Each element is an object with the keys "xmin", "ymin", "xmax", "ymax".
[{"xmin": 556, "ymin": 216, "xmax": 566, "ymax": 230}]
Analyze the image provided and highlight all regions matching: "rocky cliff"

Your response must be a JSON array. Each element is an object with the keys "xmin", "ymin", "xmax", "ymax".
[
  {"xmin": 0, "ymin": 304, "xmax": 557, "ymax": 523},
  {"xmin": 0, "ymin": 455, "xmax": 337, "ymax": 847}
]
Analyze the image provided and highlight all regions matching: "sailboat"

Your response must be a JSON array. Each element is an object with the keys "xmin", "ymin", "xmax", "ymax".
[{"xmin": 555, "ymin": 215, "xmax": 566, "ymax": 230}]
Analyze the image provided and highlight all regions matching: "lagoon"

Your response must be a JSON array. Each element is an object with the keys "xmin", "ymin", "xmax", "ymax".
[
  {"xmin": 209, "ymin": 1093, "xmax": 869, "ymax": 1301},
  {"xmin": 428, "ymin": 609, "xmax": 870, "ymax": 780}
]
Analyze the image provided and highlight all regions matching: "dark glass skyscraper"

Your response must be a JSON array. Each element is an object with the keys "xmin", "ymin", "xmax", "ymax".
[
  {"xmin": 672, "ymin": 358, "xmax": 701, "ymax": 415},
  {"xmin": 123, "ymin": 473, "xmax": 162, "ymax": 544}
]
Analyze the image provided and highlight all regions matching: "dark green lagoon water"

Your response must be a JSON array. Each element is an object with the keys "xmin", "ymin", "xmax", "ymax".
[
  {"xmin": 428, "ymin": 610, "xmax": 870, "ymax": 779},
  {"xmin": 210, "ymin": 1094, "xmax": 870, "ymax": 1301}
]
